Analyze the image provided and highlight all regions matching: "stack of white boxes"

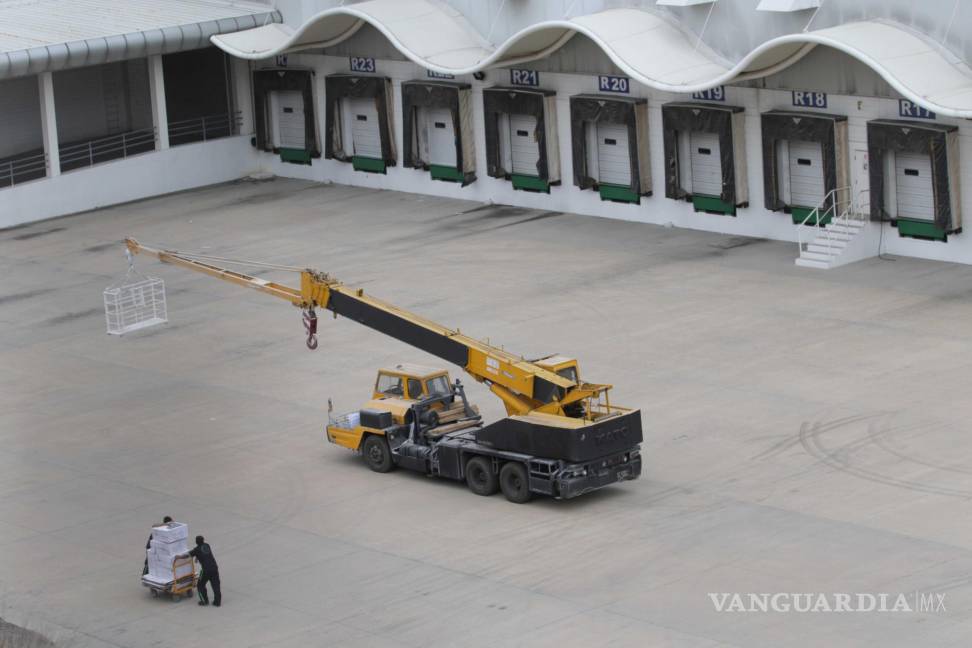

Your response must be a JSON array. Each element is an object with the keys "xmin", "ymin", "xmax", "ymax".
[{"xmin": 144, "ymin": 522, "xmax": 193, "ymax": 584}]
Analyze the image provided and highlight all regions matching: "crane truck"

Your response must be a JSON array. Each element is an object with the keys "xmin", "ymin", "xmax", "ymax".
[{"xmin": 125, "ymin": 238, "xmax": 642, "ymax": 503}]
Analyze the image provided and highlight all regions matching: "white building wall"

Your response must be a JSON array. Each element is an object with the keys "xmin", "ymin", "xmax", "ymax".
[
  {"xmin": 0, "ymin": 135, "xmax": 259, "ymax": 229},
  {"xmin": 256, "ymin": 52, "xmax": 972, "ymax": 265}
]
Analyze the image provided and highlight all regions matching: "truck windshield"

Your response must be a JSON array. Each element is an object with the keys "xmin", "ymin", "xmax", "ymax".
[
  {"xmin": 376, "ymin": 374, "xmax": 404, "ymax": 396},
  {"xmin": 425, "ymin": 376, "xmax": 451, "ymax": 397}
]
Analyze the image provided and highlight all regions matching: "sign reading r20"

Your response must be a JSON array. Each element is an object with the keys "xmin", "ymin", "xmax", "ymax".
[
  {"xmin": 598, "ymin": 75, "xmax": 629, "ymax": 94},
  {"xmin": 349, "ymin": 57, "xmax": 376, "ymax": 73}
]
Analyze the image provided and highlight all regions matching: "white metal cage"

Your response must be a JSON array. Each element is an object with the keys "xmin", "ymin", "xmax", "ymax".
[{"xmin": 104, "ymin": 263, "xmax": 167, "ymax": 335}]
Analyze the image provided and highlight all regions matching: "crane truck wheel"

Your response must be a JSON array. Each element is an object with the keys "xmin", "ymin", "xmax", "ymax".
[
  {"xmin": 465, "ymin": 456, "xmax": 498, "ymax": 496},
  {"xmin": 362, "ymin": 435, "xmax": 394, "ymax": 473},
  {"xmin": 499, "ymin": 462, "xmax": 532, "ymax": 504}
]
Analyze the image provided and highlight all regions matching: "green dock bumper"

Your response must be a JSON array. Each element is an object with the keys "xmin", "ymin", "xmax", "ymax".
[
  {"xmin": 352, "ymin": 156, "xmax": 386, "ymax": 174},
  {"xmin": 430, "ymin": 165, "xmax": 464, "ymax": 183},
  {"xmin": 791, "ymin": 206, "xmax": 831, "ymax": 226},
  {"xmin": 598, "ymin": 183, "xmax": 640, "ymax": 204},
  {"xmin": 511, "ymin": 174, "xmax": 549, "ymax": 193},
  {"xmin": 692, "ymin": 194, "xmax": 736, "ymax": 216},
  {"xmin": 279, "ymin": 148, "xmax": 311, "ymax": 165},
  {"xmin": 896, "ymin": 218, "xmax": 948, "ymax": 242}
]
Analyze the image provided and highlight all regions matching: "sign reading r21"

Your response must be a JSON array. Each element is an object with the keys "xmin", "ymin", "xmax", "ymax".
[
  {"xmin": 349, "ymin": 57, "xmax": 376, "ymax": 73},
  {"xmin": 899, "ymin": 99, "xmax": 936, "ymax": 120},
  {"xmin": 598, "ymin": 75, "xmax": 629, "ymax": 94},
  {"xmin": 692, "ymin": 86, "xmax": 725, "ymax": 102},
  {"xmin": 792, "ymin": 91, "xmax": 827, "ymax": 109},
  {"xmin": 510, "ymin": 69, "xmax": 539, "ymax": 87}
]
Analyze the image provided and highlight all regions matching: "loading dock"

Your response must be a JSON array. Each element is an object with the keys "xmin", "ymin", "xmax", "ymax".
[
  {"xmin": 662, "ymin": 102, "xmax": 747, "ymax": 215},
  {"xmin": 569, "ymin": 94, "xmax": 650, "ymax": 204},
  {"xmin": 484, "ymin": 87, "xmax": 560, "ymax": 193},
  {"xmin": 401, "ymin": 81, "xmax": 475, "ymax": 184},
  {"xmin": 325, "ymin": 74, "xmax": 395, "ymax": 174},
  {"xmin": 867, "ymin": 119, "xmax": 960, "ymax": 241},
  {"xmin": 253, "ymin": 68, "xmax": 319, "ymax": 164},
  {"xmin": 761, "ymin": 111, "xmax": 848, "ymax": 224}
]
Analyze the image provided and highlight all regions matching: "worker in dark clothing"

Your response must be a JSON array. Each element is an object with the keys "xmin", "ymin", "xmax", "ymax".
[
  {"xmin": 178, "ymin": 535, "xmax": 220, "ymax": 607},
  {"xmin": 142, "ymin": 516, "xmax": 173, "ymax": 575}
]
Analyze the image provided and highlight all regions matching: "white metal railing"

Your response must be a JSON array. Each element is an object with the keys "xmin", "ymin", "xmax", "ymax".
[
  {"xmin": 167, "ymin": 112, "xmax": 242, "ymax": 146},
  {"xmin": 59, "ymin": 127, "xmax": 157, "ymax": 172},
  {"xmin": 0, "ymin": 150, "xmax": 48, "ymax": 188},
  {"xmin": 796, "ymin": 187, "xmax": 869, "ymax": 255}
]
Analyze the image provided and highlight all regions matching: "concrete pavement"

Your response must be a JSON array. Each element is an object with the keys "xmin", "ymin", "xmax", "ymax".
[{"xmin": 3, "ymin": 178, "xmax": 972, "ymax": 646}]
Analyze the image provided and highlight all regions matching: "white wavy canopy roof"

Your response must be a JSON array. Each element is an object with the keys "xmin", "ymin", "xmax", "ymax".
[{"xmin": 211, "ymin": 0, "xmax": 972, "ymax": 118}]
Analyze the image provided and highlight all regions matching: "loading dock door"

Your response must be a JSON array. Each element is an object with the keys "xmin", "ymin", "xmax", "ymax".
[
  {"xmin": 894, "ymin": 152, "xmax": 934, "ymax": 221},
  {"xmin": 510, "ymin": 113, "xmax": 540, "ymax": 176},
  {"xmin": 271, "ymin": 90, "xmax": 305, "ymax": 150},
  {"xmin": 427, "ymin": 107, "xmax": 456, "ymax": 168},
  {"xmin": 788, "ymin": 140, "xmax": 825, "ymax": 209},
  {"xmin": 348, "ymin": 97, "xmax": 382, "ymax": 159},
  {"xmin": 596, "ymin": 122, "xmax": 631, "ymax": 186},
  {"xmin": 689, "ymin": 131, "xmax": 721, "ymax": 196}
]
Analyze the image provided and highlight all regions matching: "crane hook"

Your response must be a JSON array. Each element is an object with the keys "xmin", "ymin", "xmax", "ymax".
[{"xmin": 303, "ymin": 308, "xmax": 318, "ymax": 350}]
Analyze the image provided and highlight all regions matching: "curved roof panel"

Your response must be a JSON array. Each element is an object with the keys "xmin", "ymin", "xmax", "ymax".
[
  {"xmin": 211, "ymin": 1, "xmax": 972, "ymax": 118},
  {"xmin": 0, "ymin": 0, "xmax": 280, "ymax": 80}
]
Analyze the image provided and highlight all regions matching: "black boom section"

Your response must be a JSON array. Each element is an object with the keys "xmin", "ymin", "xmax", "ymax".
[
  {"xmin": 327, "ymin": 291, "xmax": 469, "ymax": 367},
  {"xmin": 476, "ymin": 409, "xmax": 643, "ymax": 463}
]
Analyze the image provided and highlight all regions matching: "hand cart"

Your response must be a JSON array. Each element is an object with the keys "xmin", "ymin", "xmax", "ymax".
[{"xmin": 141, "ymin": 556, "xmax": 197, "ymax": 601}]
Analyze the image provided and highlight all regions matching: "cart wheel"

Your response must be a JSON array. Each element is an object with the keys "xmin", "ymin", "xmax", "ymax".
[{"xmin": 151, "ymin": 589, "xmax": 158, "ymax": 598}]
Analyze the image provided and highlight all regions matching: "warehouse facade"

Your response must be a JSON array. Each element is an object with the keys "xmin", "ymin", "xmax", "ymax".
[{"xmin": 4, "ymin": 0, "xmax": 972, "ymax": 267}]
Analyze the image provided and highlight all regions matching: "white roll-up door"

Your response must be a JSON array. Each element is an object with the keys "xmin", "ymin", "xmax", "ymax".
[
  {"xmin": 349, "ymin": 97, "xmax": 381, "ymax": 159},
  {"xmin": 895, "ymin": 152, "xmax": 934, "ymax": 221},
  {"xmin": 271, "ymin": 91, "xmax": 305, "ymax": 150},
  {"xmin": 510, "ymin": 113, "xmax": 539, "ymax": 176},
  {"xmin": 597, "ymin": 122, "xmax": 630, "ymax": 186},
  {"xmin": 788, "ymin": 140, "xmax": 825, "ymax": 209},
  {"xmin": 689, "ymin": 131, "xmax": 721, "ymax": 197},
  {"xmin": 270, "ymin": 90, "xmax": 305, "ymax": 150},
  {"xmin": 427, "ymin": 107, "xmax": 456, "ymax": 167}
]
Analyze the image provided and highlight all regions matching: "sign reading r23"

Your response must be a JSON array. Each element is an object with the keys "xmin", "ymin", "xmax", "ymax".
[{"xmin": 349, "ymin": 57, "xmax": 376, "ymax": 73}]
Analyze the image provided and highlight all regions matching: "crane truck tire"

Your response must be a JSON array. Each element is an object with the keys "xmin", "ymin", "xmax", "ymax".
[
  {"xmin": 465, "ymin": 456, "xmax": 499, "ymax": 496},
  {"xmin": 362, "ymin": 435, "xmax": 394, "ymax": 473},
  {"xmin": 499, "ymin": 462, "xmax": 532, "ymax": 503}
]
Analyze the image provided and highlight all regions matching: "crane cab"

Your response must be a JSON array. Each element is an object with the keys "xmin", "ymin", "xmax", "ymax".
[
  {"xmin": 534, "ymin": 355, "xmax": 580, "ymax": 384},
  {"xmin": 363, "ymin": 364, "xmax": 455, "ymax": 425}
]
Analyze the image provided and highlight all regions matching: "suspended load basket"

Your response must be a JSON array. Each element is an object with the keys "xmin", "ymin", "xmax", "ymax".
[{"xmin": 104, "ymin": 251, "xmax": 167, "ymax": 335}]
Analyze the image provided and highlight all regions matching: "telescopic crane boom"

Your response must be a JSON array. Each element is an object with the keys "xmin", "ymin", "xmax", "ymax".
[{"xmin": 126, "ymin": 238, "xmax": 623, "ymax": 422}]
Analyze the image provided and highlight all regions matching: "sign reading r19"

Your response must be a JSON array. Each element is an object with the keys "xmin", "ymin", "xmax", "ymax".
[
  {"xmin": 350, "ymin": 57, "xmax": 376, "ymax": 73},
  {"xmin": 510, "ymin": 69, "xmax": 539, "ymax": 87},
  {"xmin": 598, "ymin": 75, "xmax": 629, "ymax": 94},
  {"xmin": 792, "ymin": 91, "xmax": 827, "ymax": 108},
  {"xmin": 692, "ymin": 86, "xmax": 725, "ymax": 102}
]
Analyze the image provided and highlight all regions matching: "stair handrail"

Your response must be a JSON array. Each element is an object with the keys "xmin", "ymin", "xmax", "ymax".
[{"xmin": 796, "ymin": 186, "xmax": 851, "ymax": 253}]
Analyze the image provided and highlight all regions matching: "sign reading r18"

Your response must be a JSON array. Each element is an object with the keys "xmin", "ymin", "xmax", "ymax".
[
  {"xmin": 598, "ymin": 75, "xmax": 629, "ymax": 94},
  {"xmin": 792, "ymin": 91, "xmax": 827, "ymax": 108},
  {"xmin": 510, "ymin": 69, "xmax": 539, "ymax": 87},
  {"xmin": 692, "ymin": 86, "xmax": 725, "ymax": 102},
  {"xmin": 350, "ymin": 57, "xmax": 376, "ymax": 73}
]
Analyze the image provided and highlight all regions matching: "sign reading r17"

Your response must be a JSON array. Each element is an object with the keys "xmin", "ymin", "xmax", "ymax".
[
  {"xmin": 899, "ymin": 100, "xmax": 935, "ymax": 120},
  {"xmin": 792, "ymin": 91, "xmax": 827, "ymax": 108}
]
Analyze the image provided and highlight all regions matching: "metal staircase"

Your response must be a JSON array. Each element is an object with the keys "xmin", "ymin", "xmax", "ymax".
[{"xmin": 795, "ymin": 188, "xmax": 875, "ymax": 269}]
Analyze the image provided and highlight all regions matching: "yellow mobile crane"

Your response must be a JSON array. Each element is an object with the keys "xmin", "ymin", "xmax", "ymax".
[{"xmin": 126, "ymin": 238, "xmax": 642, "ymax": 502}]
